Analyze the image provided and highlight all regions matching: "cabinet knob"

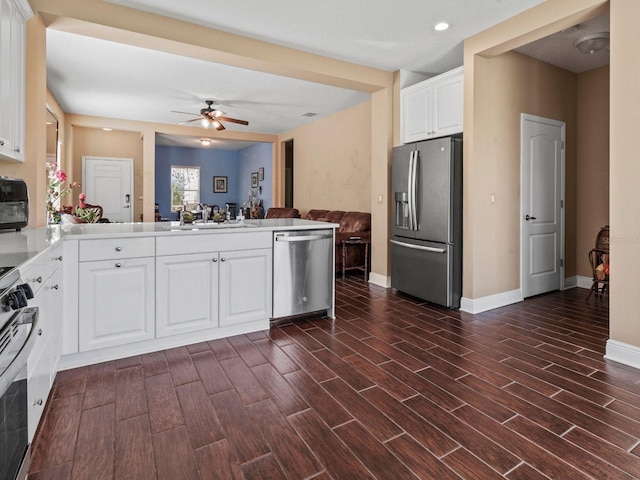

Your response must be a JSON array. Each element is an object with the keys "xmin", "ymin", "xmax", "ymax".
[
  {"xmin": 115, "ymin": 263, "xmax": 122, "ymax": 268},
  {"xmin": 52, "ymin": 284, "xmax": 59, "ymax": 290},
  {"xmin": 55, "ymin": 255, "xmax": 63, "ymax": 261},
  {"xmin": 14, "ymin": 147, "xmax": 21, "ymax": 153},
  {"xmin": 115, "ymin": 247, "xmax": 122, "ymax": 252},
  {"xmin": 212, "ymin": 258, "xmax": 218, "ymax": 262},
  {"xmin": 34, "ymin": 399, "xmax": 43, "ymax": 406},
  {"xmin": 38, "ymin": 329, "xmax": 42, "ymax": 336},
  {"xmin": 0, "ymin": 140, "xmax": 4, "ymax": 146},
  {"xmin": 220, "ymin": 257, "xmax": 226, "ymax": 262},
  {"xmin": 33, "ymin": 276, "xmax": 42, "ymax": 284}
]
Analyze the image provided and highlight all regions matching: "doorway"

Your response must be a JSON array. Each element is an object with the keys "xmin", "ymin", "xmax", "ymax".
[
  {"xmin": 284, "ymin": 139, "xmax": 294, "ymax": 208},
  {"xmin": 83, "ymin": 157, "xmax": 133, "ymax": 222},
  {"xmin": 520, "ymin": 114, "xmax": 565, "ymax": 298}
]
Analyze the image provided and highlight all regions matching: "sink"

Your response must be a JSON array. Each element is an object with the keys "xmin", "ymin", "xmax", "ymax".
[{"xmin": 168, "ymin": 221, "xmax": 256, "ymax": 230}]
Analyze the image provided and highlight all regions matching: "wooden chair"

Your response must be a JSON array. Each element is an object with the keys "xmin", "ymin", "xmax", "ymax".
[{"xmin": 586, "ymin": 225, "xmax": 609, "ymax": 301}]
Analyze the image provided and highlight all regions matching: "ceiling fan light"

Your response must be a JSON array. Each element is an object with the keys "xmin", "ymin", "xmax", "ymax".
[
  {"xmin": 201, "ymin": 118, "xmax": 211, "ymax": 128},
  {"xmin": 574, "ymin": 32, "xmax": 609, "ymax": 55}
]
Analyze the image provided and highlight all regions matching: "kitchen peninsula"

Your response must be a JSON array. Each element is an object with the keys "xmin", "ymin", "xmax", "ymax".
[{"xmin": 1, "ymin": 218, "xmax": 336, "ymax": 372}]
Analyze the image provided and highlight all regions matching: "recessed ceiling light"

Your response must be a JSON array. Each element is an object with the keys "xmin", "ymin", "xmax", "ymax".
[
  {"xmin": 200, "ymin": 138, "xmax": 212, "ymax": 146},
  {"xmin": 434, "ymin": 22, "xmax": 449, "ymax": 32},
  {"xmin": 102, "ymin": 127, "xmax": 112, "ymax": 131}
]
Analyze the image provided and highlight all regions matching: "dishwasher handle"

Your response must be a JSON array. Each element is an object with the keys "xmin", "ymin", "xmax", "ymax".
[{"xmin": 275, "ymin": 233, "xmax": 333, "ymax": 242}]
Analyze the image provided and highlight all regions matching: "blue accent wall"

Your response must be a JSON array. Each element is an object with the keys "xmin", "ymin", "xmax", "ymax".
[
  {"xmin": 155, "ymin": 143, "xmax": 272, "ymax": 219},
  {"xmin": 239, "ymin": 143, "xmax": 272, "ymax": 213}
]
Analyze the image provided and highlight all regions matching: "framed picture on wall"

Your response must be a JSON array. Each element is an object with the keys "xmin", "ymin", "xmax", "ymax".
[
  {"xmin": 213, "ymin": 176, "xmax": 227, "ymax": 193},
  {"xmin": 258, "ymin": 167, "xmax": 264, "ymax": 181},
  {"xmin": 251, "ymin": 172, "xmax": 259, "ymax": 188}
]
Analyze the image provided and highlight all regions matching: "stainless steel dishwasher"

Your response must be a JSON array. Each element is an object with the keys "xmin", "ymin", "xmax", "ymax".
[{"xmin": 273, "ymin": 229, "xmax": 334, "ymax": 318}]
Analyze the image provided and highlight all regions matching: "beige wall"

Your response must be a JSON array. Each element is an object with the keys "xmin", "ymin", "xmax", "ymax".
[
  {"xmin": 610, "ymin": 0, "xmax": 640, "ymax": 347},
  {"xmin": 467, "ymin": 51, "xmax": 578, "ymax": 298},
  {"xmin": 71, "ymin": 126, "xmax": 144, "ymax": 220},
  {"xmin": 576, "ymin": 65, "xmax": 609, "ymax": 277},
  {"xmin": 280, "ymin": 101, "xmax": 372, "ymax": 217}
]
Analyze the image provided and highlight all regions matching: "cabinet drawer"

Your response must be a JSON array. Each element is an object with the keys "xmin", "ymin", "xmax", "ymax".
[
  {"xmin": 21, "ymin": 252, "xmax": 51, "ymax": 296},
  {"xmin": 79, "ymin": 237, "xmax": 155, "ymax": 262},
  {"xmin": 156, "ymin": 231, "xmax": 271, "ymax": 256}
]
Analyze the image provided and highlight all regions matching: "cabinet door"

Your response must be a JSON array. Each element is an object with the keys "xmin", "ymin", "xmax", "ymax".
[
  {"xmin": 79, "ymin": 257, "xmax": 155, "ymax": 351},
  {"xmin": 49, "ymin": 267, "xmax": 63, "ymax": 377},
  {"xmin": 27, "ymin": 335, "xmax": 51, "ymax": 441},
  {"xmin": 401, "ymin": 83, "xmax": 431, "ymax": 144},
  {"xmin": 0, "ymin": 0, "xmax": 13, "ymax": 156},
  {"xmin": 219, "ymin": 248, "xmax": 272, "ymax": 327},
  {"xmin": 431, "ymin": 70, "xmax": 463, "ymax": 137},
  {"xmin": 156, "ymin": 253, "xmax": 219, "ymax": 337}
]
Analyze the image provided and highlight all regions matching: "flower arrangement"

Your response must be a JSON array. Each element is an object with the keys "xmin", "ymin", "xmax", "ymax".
[
  {"xmin": 74, "ymin": 192, "xmax": 100, "ymax": 223},
  {"xmin": 46, "ymin": 162, "xmax": 80, "ymax": 224}
]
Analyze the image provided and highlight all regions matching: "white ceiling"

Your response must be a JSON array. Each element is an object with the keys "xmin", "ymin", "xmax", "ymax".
[{"xmin": 45, "ymin": 0, "xmax": 609, "ymax": 149}]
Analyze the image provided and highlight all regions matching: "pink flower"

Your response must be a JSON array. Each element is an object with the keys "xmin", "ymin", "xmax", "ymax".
[
  {"xmin": 79, "ymin": 192, "xmax": 86, "ymax": 208},
  {"xmin": 55, "ymin": 170, "xmax": 67, "ymax": 182}
]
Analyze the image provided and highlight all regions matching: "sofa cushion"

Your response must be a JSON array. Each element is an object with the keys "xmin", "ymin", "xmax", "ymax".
[
  {"xmin": 338, "ymin": 211, "xmax": 371, "ymax": 233},
  {"xmin": 305, "ymin": 209, "xmax": 330, "ymax": 221},
  {"xmin": 325, "ymin": 211, "xmax": 346, "ymax": 224},
  {"xmin": 265, "ymin": 207, "xmax": 300, "ymax": 219}
]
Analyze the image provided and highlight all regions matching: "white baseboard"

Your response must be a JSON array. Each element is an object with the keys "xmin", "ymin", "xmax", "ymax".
[
  {"xmin": 563, "ymin": 276, "xmax": 578, "ymax": 289},
  {"xmin": 605, "ymin": 340, "xmax": 640, "ymax": 371},
  {"xmin": 369, "ymin": 272, "xmax": 391, "ymax": 288},
  {"xmin": 576, "ymin": 275, "xmax": 593, "ymax": 289},
  {"xmin": 460, "ymin": 289, "xmax": 523, "ymax": 314}
]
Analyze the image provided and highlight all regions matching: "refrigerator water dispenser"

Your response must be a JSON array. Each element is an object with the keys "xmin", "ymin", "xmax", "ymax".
[{"xmin": 395, "ymin": 191, "xmax": 410, "ymax": 229}]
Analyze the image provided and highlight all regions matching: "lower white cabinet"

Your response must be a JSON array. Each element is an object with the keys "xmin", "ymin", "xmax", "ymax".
[
  {"xmin": 156, "ymin": 247, "xmax": 272, "ymax": 334},
  {"xmin": 219, "ymin": 248, "xmax": 272, "ymax": 327},
  {"xmin": 78, "ymin": 257, "xmax": 155, "ymax": 351},
  {"xmin": 27, "ymin": 334, "xmax": 51, "ymax": 441},
  {"xmin": 156, "ymin": 252, "xmax": 219, "ymax": 337}
]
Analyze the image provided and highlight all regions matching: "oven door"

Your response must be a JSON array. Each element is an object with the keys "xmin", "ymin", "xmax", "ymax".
[{"xmin": 0, "ymin": 306, "xmax": 39, "ymax": 480}]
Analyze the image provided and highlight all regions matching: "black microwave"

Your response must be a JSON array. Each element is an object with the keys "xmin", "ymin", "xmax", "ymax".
[{"xmin": 0, "ymin": 177, "xmax": 28, "ymax": 231}]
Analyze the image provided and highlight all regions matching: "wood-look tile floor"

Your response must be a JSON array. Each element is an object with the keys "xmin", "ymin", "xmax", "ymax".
[{"xmin": 28, "ymin": 277, "xmax": 639, "ymax": 480}]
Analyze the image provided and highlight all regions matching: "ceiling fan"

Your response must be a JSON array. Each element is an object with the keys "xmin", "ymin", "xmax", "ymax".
[{"xmin": 172, "ymin": 100, "xmax": 249, "ymax": 131}]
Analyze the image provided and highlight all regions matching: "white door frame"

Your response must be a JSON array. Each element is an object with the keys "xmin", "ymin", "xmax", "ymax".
[
  {"xmin": 82, "ymin": 156, "xmax": 134, "ymax": 223},
  {"xmin": 520, "ymin": 113, "xmax": 566, "ymax": 297}
]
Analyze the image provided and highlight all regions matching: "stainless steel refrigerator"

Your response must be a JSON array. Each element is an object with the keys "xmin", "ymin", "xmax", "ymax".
[{"xmin": 391, "ymin": 136, "xmax": 462, "ymax": 308}]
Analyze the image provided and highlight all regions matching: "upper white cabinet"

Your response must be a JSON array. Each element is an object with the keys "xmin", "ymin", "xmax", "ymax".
[
  {"xmin": 401, "ymin": 66, "xmax": 463, "ymax": 144},
  {"xmin": 0, "ymin": 0, "xmax": 32, "ymax": 161}
]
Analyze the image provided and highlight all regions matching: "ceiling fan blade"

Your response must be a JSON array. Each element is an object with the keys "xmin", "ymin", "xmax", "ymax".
[
  {"xmin": 171, "ymin": 110, "xmax": 200, "ymax": 116},
  {"xmin": 178, "ymin": 118, "xmax": 203, "ymax": 125},
  {"xmin": 215, "ymin": 121, "xmax": 226, "ymax": 131},
  {"xmin": 218, "ymin": 116, "xmax": 249, "ymax": 126}
]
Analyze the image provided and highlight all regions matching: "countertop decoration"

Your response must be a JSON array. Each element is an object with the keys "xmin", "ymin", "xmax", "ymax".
[{"xmin": 46, "ymin": 162, "xmax": 80, "ymax": 224}]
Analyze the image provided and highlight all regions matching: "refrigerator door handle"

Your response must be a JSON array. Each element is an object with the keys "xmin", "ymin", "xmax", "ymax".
[
  {"xmin": 409, "ymin": 150, "xmax": 418, "ymax": 230},
  {"xmin": 411, "ymin": 150, "xmax": 418, "ymax": 230},
  {"xmin": 390, "ymin": 239, "xmax": 446, "ymax": 253}
]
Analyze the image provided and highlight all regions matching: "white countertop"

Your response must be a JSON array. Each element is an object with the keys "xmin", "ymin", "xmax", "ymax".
[{"xmin": 0, "ymin": 219, "xmax": 337, "ymax": 272}]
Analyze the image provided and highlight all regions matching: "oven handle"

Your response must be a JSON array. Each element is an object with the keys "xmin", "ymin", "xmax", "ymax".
[{"xmin": 0, "ymin": 306, "xmax": 39, "ymax": 398}]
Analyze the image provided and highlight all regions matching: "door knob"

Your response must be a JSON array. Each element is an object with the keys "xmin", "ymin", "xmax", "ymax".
[{"xmin": 525, "ymin": 214, "xmax": 537, "ymax": 221}]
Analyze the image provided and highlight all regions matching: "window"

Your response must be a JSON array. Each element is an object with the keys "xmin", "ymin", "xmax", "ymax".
[{"xmin": 171, "ymin": 166, "xmax": 200, "ymax": 211}]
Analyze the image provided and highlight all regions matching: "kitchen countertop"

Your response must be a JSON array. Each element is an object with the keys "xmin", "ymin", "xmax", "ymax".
[{"xmin": 0, "ymin": 218, "xmax": 337, "ymax": 273}]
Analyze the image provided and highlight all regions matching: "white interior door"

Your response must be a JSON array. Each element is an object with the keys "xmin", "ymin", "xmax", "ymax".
[
  {"xmin": 83, "ymin": 157, "xmax": 133, "ymax": 222},
  {"xmin": 521, "ymin": 114, "xmax": 565, "ymax": 298}
]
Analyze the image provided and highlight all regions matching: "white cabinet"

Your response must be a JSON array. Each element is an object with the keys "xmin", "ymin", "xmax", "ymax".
[
  {"xmin": 78, "ymin": 257, "xmax": 155, "ymax": 351},
  {"xmin": 0, "ymin": 0, "xmax": 32, "ymax": 161},
  {"xmin": 26, "ymin": 252, "xmax": 57, "ymax": 441},
  {"xmin": 156, "ymin": 252, "xmax": 219, "ymax": 337},
  {"xmin": 155, "ymin": 232, "xmax": 272, "ymax": 335},
  {"xmin": 219, "ymin": 248, "xmax": 272, "ymax": 327},
  {"xmin": 401, "ymin": 66, "xmax": 463, "ymax": 144}
]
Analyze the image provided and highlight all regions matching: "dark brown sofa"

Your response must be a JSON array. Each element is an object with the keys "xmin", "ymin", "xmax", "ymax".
[
  {"xmin": 305, "ymin": 210, "xmax": 371, "ymax": 273},
  {"xmin": 265, "ymin": 207, "xmax": 301, "ymax": 219}
]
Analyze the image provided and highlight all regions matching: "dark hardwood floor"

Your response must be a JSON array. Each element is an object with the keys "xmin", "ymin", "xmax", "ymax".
[{"xmin": 28, "ymin": 276, "xmax": 639, "ymax": 479}]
